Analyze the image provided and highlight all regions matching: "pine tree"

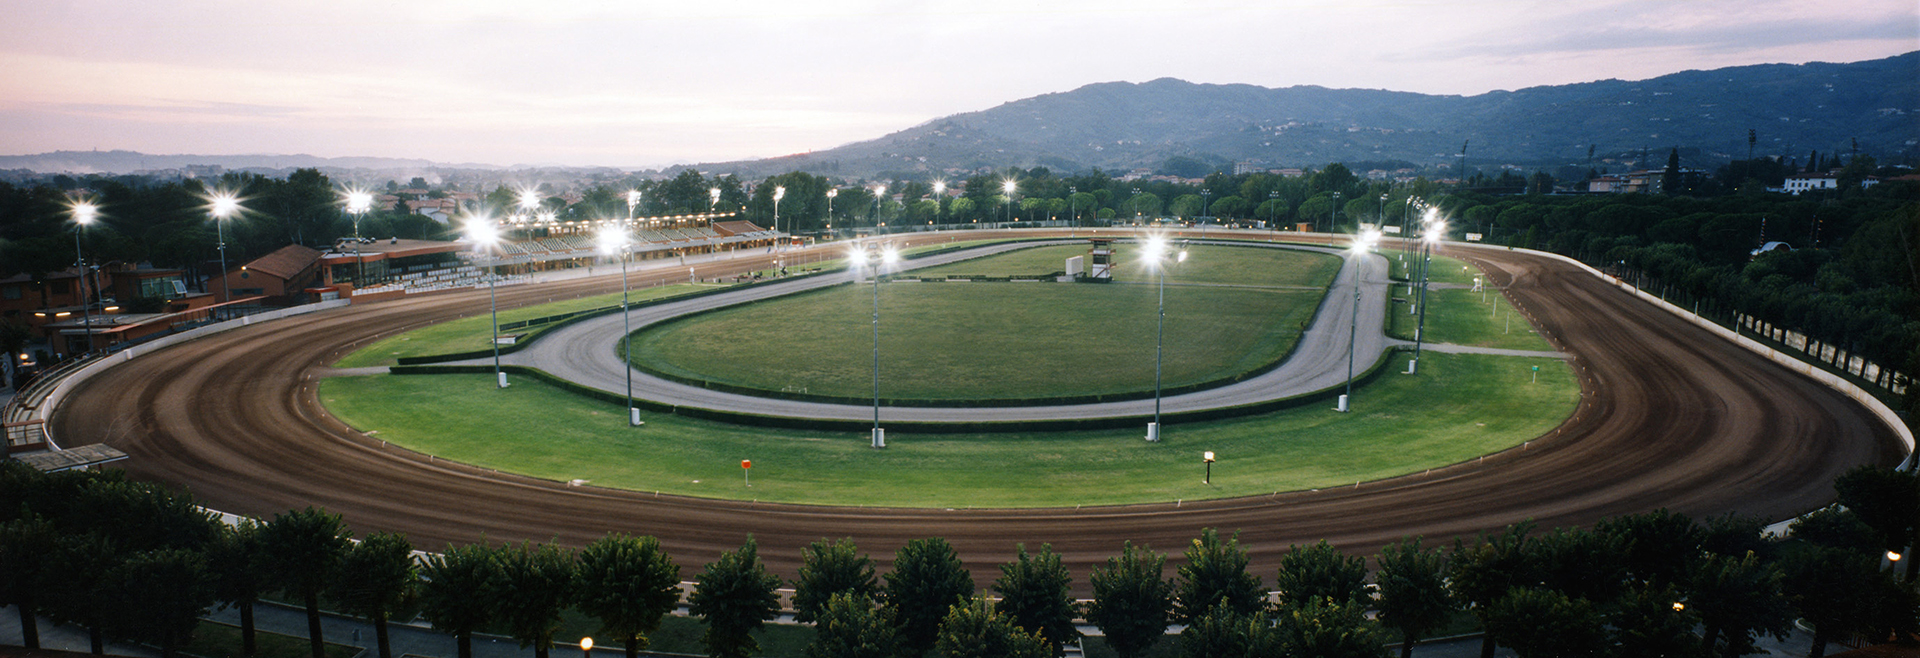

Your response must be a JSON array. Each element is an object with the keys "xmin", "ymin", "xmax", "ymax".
[{"xmin": 689, "ymin": 536, "xmax": 782, "ymax": 658}]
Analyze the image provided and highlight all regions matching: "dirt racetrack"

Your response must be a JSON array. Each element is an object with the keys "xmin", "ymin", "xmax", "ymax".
[{"xmin": 50, "ymin": 230, "xmax": 1908, "ymax": 586}]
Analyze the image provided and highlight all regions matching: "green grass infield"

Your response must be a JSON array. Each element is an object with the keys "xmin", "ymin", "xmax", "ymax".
[
  {"xmin": 319, "ymin": 351, "xmax": 1579, "ymax": 508},
  {"xmin": 628, "ymin": 245, "xmax": 1341, "ymax": 401},
  {"xmin": 335, "ymin": 283, "xmax": 730, "ymax": 368}
]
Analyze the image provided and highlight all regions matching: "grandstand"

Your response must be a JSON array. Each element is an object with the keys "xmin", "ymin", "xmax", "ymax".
[{"xmin": 311, "ymin": 215, "xmax": 777, "ymax": 300}]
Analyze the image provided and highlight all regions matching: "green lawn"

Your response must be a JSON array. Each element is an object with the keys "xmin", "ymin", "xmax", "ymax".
[
  {"xmin": 335, "ymin": 283, "xmax": 730, "ymax": 368},
  {"xmin": 632, "ymin": 283, "xmax": 1324, "ymax": 401},
  {"xmin": 911, "ymin": 243, "xmax": 1340, "ymax": 288},
  {"xmin": 630, "ymin": 245, "xmax": 1340, "ymax": 401},
  {"xmin": 1380, "ymin": 249, "xmax": 1481, "ymax": 285},
  {"xmin": 1391, "ymin": 287, "xmax": 1555, "ymax": 352},
  {"xmin": 186, "ymin": 621, "xmax": 360, "ymax": 658},
  {"xmin": 320, "ymin": 351, "xmax": 1578, "ymax": 508}
]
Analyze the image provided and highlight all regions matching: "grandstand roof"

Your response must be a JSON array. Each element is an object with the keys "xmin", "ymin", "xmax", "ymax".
[
  {"xmin": 243, "ymin": 244, "xmax": 322, "ymax": 280},
  {"xmin": 713, "ymin": 221, "xmax": 765, "ymax": 236},
  {"xmin": 320, "ymin": 238, "xmax": 467, "ymax": 264}
]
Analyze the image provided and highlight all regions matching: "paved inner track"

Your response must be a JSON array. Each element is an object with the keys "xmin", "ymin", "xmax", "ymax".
[{"xmin": 50, "ymin": 230, "xmax": 1906, "ymax": 586}]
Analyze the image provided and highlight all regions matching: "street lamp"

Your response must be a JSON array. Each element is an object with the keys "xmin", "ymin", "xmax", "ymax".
[
  {"xmin": 579, "ymin": 637, "xmax": 592, "ymax": 658},
  {"xmin": 872, "ymin": 185, "xmax": 886, "ymax": 230},
  {"xmin": 772, "ymin": 186, "xmax": 786, "ymax": 251},
  {"xmin": 1068, "ymin": 186, "xmax": 1077, "ymax": 225},
  {"xmin": 1329, "ymin": 191, "xmax": 1341, "ymax": 234},
  {"xmin": 1002, "ymin": 179, "xmax": 1017, "ymax": 224},
  {"xmin": 1143, "ymin": 236, "xmax": 1187, "ymax": 442},
  {"xmin": 598, "ymin": 222, "xmax": 640, "ymax": 426},
  {"xmin": 1130, "ymin": 188, "xmax": 1142, "ymax": 223},
  {"xmin": 465, "ymin": 214, "xmax": 507, "ymax": 388},
  {"xmin": 518, "ymin": 188, "xmax": 541, "ymax": 217},
  {"xmin": 1203, "ymin": 451, "xmax": 1215, "ymax": 484},
  {"xmin": 1340, "ymin": 229, "xmax": 1381, "ymax": 412},
  {"xmin": 626, "ymin": 190, "xmax": 641, "ymax": 220},
  {"xmin": 825, "ymin": 187, "xmax": 837, "ymax": 233},
  {"xmin": 70, "ymin": 199, "xmax": 98, "ymax": 355},
  {"xmin": 849, "ymin": 242, "xmax": 899, "ymax": 448},
  {"xmin": 344, "ymin": 189, "xmax": 373, "ymax": 286},
  {"xmin": 1411, "ymin": 210, "xmax": 1445, "ymax": 374},
  {"xmin": 1200, "ymin": 188, "xmax": 1211, "ymax": 224},
  {"xmin": 208, "ymin": 190, "xmax": 242, "ymax": 308},
  {"xmin": 932, "ymin": 181, "xmax": 946, "ymax": 224},
  {"xmin": 709, "ymin": 187, "xmax": 721, "ymax": 214}
]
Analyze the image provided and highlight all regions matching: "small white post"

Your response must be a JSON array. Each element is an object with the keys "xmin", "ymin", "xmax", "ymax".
[
  {"xmin": 1336, "ymin": 394, "xmax": 1349, "ymax": 412},
  {"xmin": 870, "ymin": 428, "xmax": 886, "ymax": 449},
  {"xmin": 1145, "ymin": 422, "xmax": 1160, "ymax": 442}
]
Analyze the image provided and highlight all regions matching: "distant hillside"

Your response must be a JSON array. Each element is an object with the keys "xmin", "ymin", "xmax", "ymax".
[
  {"xmin": 701, "ymin": 51, "xmax": 1919, "ymax": 178},
  {"xmin": 6, "ymin": 52, "xmax": 1914, "ymax": 181}
]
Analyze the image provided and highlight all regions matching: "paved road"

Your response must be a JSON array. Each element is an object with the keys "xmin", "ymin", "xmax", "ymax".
[
  {"xmin": 48, "ymin": 228, "xmax": 1906, "ymax": 591},
  {"xmin": 492, "ymin": 238, "xmax": 1392, "ymax": 422}
]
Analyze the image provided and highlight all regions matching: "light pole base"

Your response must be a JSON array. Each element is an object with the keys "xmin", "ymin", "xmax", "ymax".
[
  {"xmin": 871, "ymin": 428, "xmax": 885, "ymax": 449},
  {"xmin": 497, "ymin": 372, "xmax": 509, "ymax": 388},
  {"xmin": 630, "ymin": 408, "xmax": 643, "ymax": 426},
  {"xmin": 1145, "ymin": 422, "xmax": 1160, "ymax": 442},
  {"xmin": 1336, "ymin": 394, "xmax": 1349, "ymax": 412},
  {"xmin": 1405, "ymin": 359, "xmax": 1418, "ymax": 375}
]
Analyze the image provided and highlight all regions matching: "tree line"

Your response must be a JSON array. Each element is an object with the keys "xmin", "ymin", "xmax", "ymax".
[
  {"xmin": 1429, "ymin": 176, "xmax": 1919, "ymax": 414},
  {"xmin": 4, "ymin": 460, "xmax": 1917, "ymax": 658}
]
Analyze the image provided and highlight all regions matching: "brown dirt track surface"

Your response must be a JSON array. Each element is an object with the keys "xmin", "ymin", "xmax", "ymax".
[{"xmin": 50, "ymin": 231, "xmax": 1907, "ymax": 588}]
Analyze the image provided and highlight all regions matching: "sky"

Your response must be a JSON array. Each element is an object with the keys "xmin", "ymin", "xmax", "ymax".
[{"xmin": 2, "ymin": 0, "xmax": 1915, "ymax": 169}]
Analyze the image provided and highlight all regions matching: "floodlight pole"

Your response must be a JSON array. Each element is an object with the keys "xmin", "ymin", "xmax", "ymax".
[
  {"xmin": 1152, "ymin": 262, "xmax": 1167, "ymax": 438},
  {"xmin": 1412, "ymin": 232, "xmax": 1434, "ymax": 374},
  {"xmin": 489, "ymin": 257, "xmax": 505, "ymax": 388},
  {"xmin": 869, "ymin": 248, "xmax": 885, "ymax": 448},
  {"xmin": 71, "ymin": 204, "xmax": 95, "ymax": 355},
  {"xmin": 216, "ymin": 214, "xmax": 232, "ymax": 307},
  {"xmin": 621, "ymin": 243, "xmax": 638, "ymax": 425}
]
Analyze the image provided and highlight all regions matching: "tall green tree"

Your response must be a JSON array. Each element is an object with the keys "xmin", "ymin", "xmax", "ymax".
[
  {"xmin": 1178, "ymin": 602, "xmax": 1274, "ymax": 658},
  {"xmin": 1173, "ymin": 528, "xmax": 1265, "ymax": 624},
  {"xmin": 0, "ymin": 514, "xmax": 58, "ymax": 649},
  {"xmin": 1273, "ymin": 540, "xmax": 1368, "ymax": 609},
  {"xmin": 575, "ymin": 533, "xmax": 681, "ymax": 658},
  {"xmin": 1374, "ymin": 536, "xmax": 1452, "ymax": 658},
  {"xmin": 992, "ymin": 544, "xmax": 1080, "ymax": 657},
  {"xmin": 792, "ymin": 538, "xmax": 877, "ymax": 624},
  {"xmin": 207, "ymin": 520, "xmax": 273, "ymax": 658},
  {"xmin": 1608, "ymin": 584, "xmax": 1700, "ymax": 658},
  {"xmin": 1483, "ymin": 588, "xmax": 1607, "ymax": 658},
  {"xmin": 1273, "ymin": 596, "xmax": 1384, "ymax": 658},
  {"xmin": 259, "ymin": 507, "xmax": 353, "ymax": 658},
  {"xmin": 805, "ymin": 593, "xmax": 900, "ymax": 658},
  {"xmin": 933, "ymin": 596, "xmax": 1051, "ymax": 658},
  {"xmin": 1594, "ymin": 509, "xmax": 1703, "ymax": 590},
  {"xmin": 1085, "ymin": 542, "xmax": 1172, "ymax": 658},
  {"xmin": 1780, "ymin": 544, "xmax": 1897, "ymax": 657},
  {"xmin": 689, "ymin": 536, "xmax": 782, "ymax": 658},
  {"xmin": 43, "ymin": 531, "xmax": 119, "ymax": 655},
  {"xmin": 884, "ymin": 537, "xmax": 975, "ymax": 657},
  {"xmin": 419, "ymin": 543, "xmax": 499, "ymax": 658},
  {"xmin": 1449, "ymin": 522, "xmax": 1535, "ymax": 658},
  {"xmin": 489, "ymin": 541, "xmax": 577, "ymax": 658},
  {"xmin": 107, "ymin": 548, "xmax": 214, "ymax": 658},
  {"xmin": 1693, "ymin": 551, "xmax": 1792, "ymax": 658},
  {"xmin": 330, "ymin": 532, "xmax": 417, "ymax": 658},
  {"xmin": 1832, "ymin": 465, "xmax": 1919, "ymax": 581}
]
